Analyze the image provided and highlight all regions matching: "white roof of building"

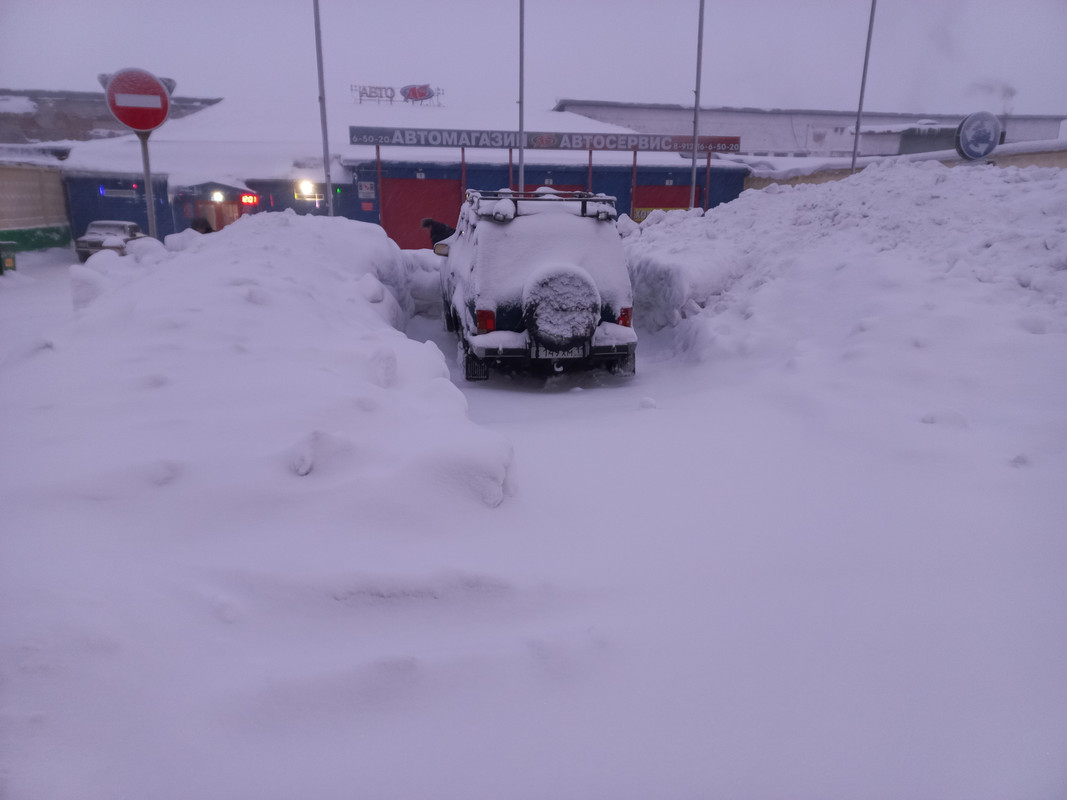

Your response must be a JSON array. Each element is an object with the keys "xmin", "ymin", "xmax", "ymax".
[{"xmin": 60, "ymin": 92, "xmax": 737, "ymax": 188}]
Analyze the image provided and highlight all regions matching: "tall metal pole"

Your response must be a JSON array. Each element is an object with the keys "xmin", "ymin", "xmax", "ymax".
[
  {"xmin": 313, "ymin": 0, "xmax": 335, "ymax": 215},
  {"xmin": 136, "ymin": 131, "xmax": 158, "ymax": 239},
  {"xmin": 850, "ymin": 0, "xmax": 877, "ymax": 175},
  {"xmin": 518, "ymin": 0, "xmax": 526, "ymax": 192},
  {"xmin": 689, "ymin": 0, "xmax": 705, "ymax": 208}
]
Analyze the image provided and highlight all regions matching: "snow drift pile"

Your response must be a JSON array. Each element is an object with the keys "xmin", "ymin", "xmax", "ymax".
[
  {"xmin": 625, "ymin": 159, "xmax": 1067, "ymax": 339},
  {"xmin": 2, "ymin": 159, "xmax": 1065, "ymax": 800},
  {"xmin": 1, "ymin": 210, "xmax": 514, "ymax": 510},
  {"xmin": 624, "ymin": 160, "xmax": 1067, "ymax": 466}
]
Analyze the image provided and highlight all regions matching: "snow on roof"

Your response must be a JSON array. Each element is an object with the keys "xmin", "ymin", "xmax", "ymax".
[
  {"xmin": 0, "ymin": 145, "xmax": 71, "ymax": 168},
  {"xmin": 723, "ymin": 136, "xmax": 1067, "ymax": 180},
  {"xmin": 60, "ymin": 91, "xmax": 741, "ymax": 187},
  {"xmin": 0, "ymin": 94, "xmax": 37, "ymax": 114},
  {"xmin": 858, "ymin": 120, "xmax": 954, "ymax": 135},
  {"xmin": 555, "ymin": 98, "xmax": 1067, "ymax": 122}
]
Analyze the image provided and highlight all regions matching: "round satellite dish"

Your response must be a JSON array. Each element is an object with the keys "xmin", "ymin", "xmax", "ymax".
[{"xmin": 955, "ymin": 111, "xmax": 1002, "ymax": 160}]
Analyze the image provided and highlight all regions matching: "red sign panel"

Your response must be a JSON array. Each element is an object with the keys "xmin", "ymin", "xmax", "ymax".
[
  {"xmin": 105, "ymin": 68, "xmax": 170, "ymax": 132},
  {"xmin": 400, "ymin": 84, "xmax": 435, "ymax": 102}
]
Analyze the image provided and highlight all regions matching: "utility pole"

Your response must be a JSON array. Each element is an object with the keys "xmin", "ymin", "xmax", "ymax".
[
  {"xmin": 689, "ymin": 0, "xmax": 705, "ymax": 208},
  {"xmin": 518, "ymin": 0, "xmax": 526, "ymax": 192},
  {"xmin": 851, "ymin": 0, "xmax": 877, "ymax": 175},
  {"xmin": 313, "ymin": 0, "xmax": 335, "ymax": 215}
]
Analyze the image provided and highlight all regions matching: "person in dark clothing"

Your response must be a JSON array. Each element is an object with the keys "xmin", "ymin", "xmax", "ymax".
[{"xmin": 421, "ymin": 217, "xmax": 455, "ymax": 245}]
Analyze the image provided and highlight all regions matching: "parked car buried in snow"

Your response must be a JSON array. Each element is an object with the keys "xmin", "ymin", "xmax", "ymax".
[
  {"xmin": 435, "ymin": 189, "xmax": 636, "ymax": 381},
  {"xmin": 74, "ymin": 220, "xmax": 148, "ymax": 262}
]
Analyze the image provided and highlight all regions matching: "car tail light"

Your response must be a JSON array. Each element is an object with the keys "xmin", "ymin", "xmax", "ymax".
[
  {"xmin": 476, "ymin": 309, "xmax": 496, "ymax": 334},
  {"xmin": 618, "ymin": 307, "xmax": 633, "ymax": 327}
]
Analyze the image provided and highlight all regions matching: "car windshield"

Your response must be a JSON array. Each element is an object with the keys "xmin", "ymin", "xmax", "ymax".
[{"xmin": 88, "ymin": 222, "xmax": 134, "ymax": 236}]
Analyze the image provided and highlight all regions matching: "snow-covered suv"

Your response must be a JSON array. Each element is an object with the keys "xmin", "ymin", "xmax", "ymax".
[{"xmin": 435, "ymin": 189, "xmax": 636, "ymax": 381}]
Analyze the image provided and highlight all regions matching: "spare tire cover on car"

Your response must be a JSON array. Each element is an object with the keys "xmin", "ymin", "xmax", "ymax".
[{"xmin": 522, "ymin": 265, "xmax": 601, "ymax": 351}]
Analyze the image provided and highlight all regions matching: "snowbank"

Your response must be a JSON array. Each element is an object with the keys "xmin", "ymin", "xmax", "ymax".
[
  {"xmin": 2, "ymin": 160, "xmax": 1066, "ymax": 800},
  {"xmin": 627, "ymin": 159, "xmax": 1067, "ymax": 339},
  {"xmin": 3, "ymin": 211, "xmax": 513, "ymax": 510},
  {"xmin": 0, "ymin": 211, "xmax": 520, "ymax": 797},
  {"xmin": 626, "ymin": 159, "xmax": 1067, "ymax": 460}
]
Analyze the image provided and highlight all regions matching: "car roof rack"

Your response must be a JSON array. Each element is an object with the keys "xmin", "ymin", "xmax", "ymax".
[
  {"xmin": 466, "ymin": 188, "xmax": 616, "ymax": 203},
  {"xmin": 465, "ymin": 188, "xmax": 618, "ymax": 221}
]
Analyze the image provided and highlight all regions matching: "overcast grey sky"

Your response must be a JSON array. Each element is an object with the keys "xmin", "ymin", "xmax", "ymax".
[{"xmin": 2, "ymin": 0, "xmax": 1065, "ymax": 117}]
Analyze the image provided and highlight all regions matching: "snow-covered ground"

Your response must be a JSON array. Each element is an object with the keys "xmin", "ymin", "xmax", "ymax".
[{"xmin": 1, "ymin": 160, "xmax": 1065, "ymax": 800}]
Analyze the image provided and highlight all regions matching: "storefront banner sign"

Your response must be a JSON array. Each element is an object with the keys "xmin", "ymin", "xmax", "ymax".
[{"xmin": 349, "ymin": 126, "xmax": 740, "ymax": 153}]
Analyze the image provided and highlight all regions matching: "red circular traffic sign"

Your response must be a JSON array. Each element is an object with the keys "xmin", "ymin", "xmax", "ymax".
[{"xmin": 105, "ymin": 68, "xmax": 170, "ymax": 132}]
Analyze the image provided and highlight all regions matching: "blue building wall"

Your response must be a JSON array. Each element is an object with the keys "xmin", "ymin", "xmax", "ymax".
[
  {"xmin": 62, "ymin": 157, "xmax": 747, "ymax": 245},
  {"xmin": 65, "ymin": 174, "xmax": 173, "ymax": 239},
  {"xmin": 345, "ymin": 156, "xmax": 747, "ymax": 226}
]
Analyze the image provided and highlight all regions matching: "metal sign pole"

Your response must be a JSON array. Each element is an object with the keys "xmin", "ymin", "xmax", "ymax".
[
  {"xmin": 704, "ymin": 149, "xmax": 712, "ymax": 209},
  {"xmin": 630, "ymin": 149, "xmax": 637, "ymax": 218},
  {"xmin": 851, "ymin": 0, "xmax": 877, "ymax": 175},
  {"xmin": 137, "ymin": 131, "xmax": 158, "ymax": 239},
  {"xmin": 689, "ymin": 0, "xmax": 705, "ymax": 208},
  {"xmin": 99, "ymin": 69, "xmax": 172, "ymax": 238},
  {"xmin": 375, "ymin": 145, "xmax": 384, "ymax": 227}
]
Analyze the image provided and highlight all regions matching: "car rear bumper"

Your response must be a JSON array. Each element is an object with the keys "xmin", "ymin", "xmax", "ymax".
[
  {"xmin": 468, "ymin": 323, "xmax": 636, "ymax": 366},
  {"xmin": 75, "ymin": 243, "xmax": 125, "ymax": 259}
]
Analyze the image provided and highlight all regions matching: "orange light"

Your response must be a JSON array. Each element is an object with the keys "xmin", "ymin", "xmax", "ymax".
[
  {"xmin": 476, "ymin": 309, "xmax": 496, "ymax": 334},
  {"xmin": 240, "ymin": 194, "xmax": 259, "ymax": 205}
]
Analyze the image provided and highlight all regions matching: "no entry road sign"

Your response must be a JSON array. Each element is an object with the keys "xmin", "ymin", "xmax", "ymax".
[
  {"xmin": 97, "ymin": 68, "xmax": 175, "ymax": 239},
  {"xmin": 105, "ymin": 68, "xmax": 171, "ymax": 132}
]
